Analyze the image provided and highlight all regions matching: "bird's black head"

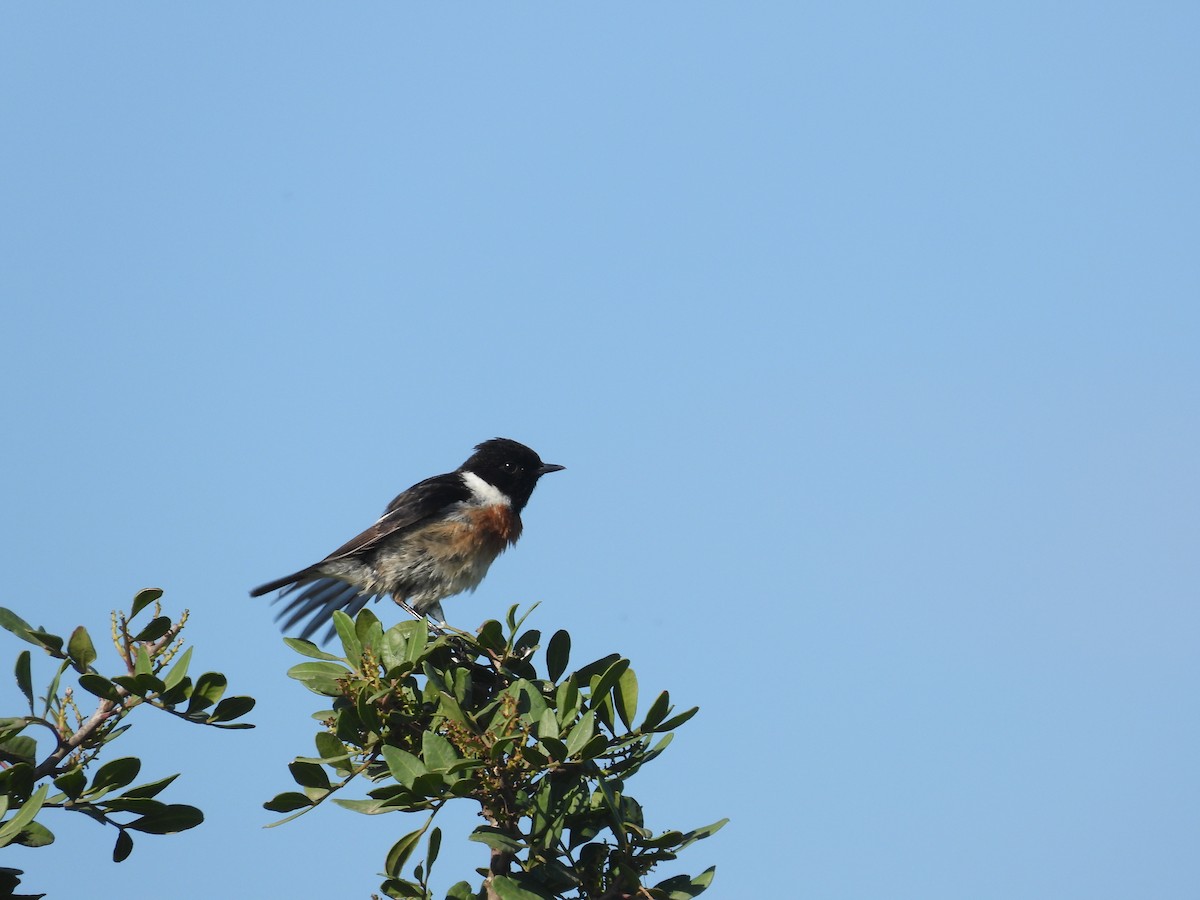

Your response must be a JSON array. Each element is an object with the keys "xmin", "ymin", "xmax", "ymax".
[{"xmin": 460, "ymin": 438, "xmax": 565, "ymax": 511}]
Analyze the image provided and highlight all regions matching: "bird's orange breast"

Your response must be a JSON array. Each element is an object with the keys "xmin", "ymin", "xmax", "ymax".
[
  {"xmin": 405, "ymin": 504, "xmax": 522, "ymax": 572},
  {"xmin": 463, "ymin": 503, "xmax": 523, "ymax": 551}
]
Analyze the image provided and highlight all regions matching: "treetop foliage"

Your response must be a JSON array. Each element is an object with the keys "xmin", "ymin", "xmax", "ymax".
[
  {"xmin": 0, "ymin": 593, "xmax": 723, "ymax": 900},
  {"xmin": 0, "ymin": 590, "xmax": 255, "ymax": 899},
  {"xmin": 268, "ymin": 603, "xmax": 725, "ymax": 900}
]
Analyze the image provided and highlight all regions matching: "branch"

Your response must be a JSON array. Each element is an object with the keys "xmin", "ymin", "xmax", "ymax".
[{"xmin": 32, "ymin": 693, "xmax": 126, "ymax": 780}]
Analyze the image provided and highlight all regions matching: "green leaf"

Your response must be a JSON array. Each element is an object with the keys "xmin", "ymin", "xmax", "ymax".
[
  {"xmin": 592, "ymin": 690, "xmax": 614, "ymax": 732},
  {"xmin": 286, "ymin": 661, "xmax": 350, "ymax": 696},
  {"xmin": 382, "ymin": 746, "xmax": 426, "ymax": 788},
  {"xmin": 654, "ymin": 865, "xmax": 716, "ymax": 898},
  {"xmin": 555, "ymin": 677, "xmax": 580, "ymax": 720},
  {"xmin": 655, "ymin": 706, "xmax": 699, "ymax": 732},
  {"xmin": 185, "ymin": 672, "xmax": 227, "ymax": 712},
  {"xmin": 515, "ymin": 601, "xmax": 541, "ymax": 632},
  {"xmin": 368, "ymin": 785, "xmax": 417, "ymax": 804},
  {"xmin": 421, "ymin": 731, "xmax": 459, "ymax": 772},
  {"xmin": 330, "ymin": 797, "xmax": 393, "ymax": 815},
  {"xmin": 263, "ymin": 792, "xmax": 312, "ymax": 813},
  {"xmin": 380, "ymin": 878, "xmax": 426, "ymax": 899},
  {"xmin": 445, "ymin": 882, "xmax": 476, "ymax": 900},
  {"xmin": 537, "ymin": 708, "xmax": 559, "ymax": 740},
  {"xmin": 491, "ymin": 875, "xmax": 555, "ymax": 900},
  {"xmin": 637, "ymin": 828, "xmax": 684, "ymax": 850},
  {"xmin": 410, "ymin": 772, "xmax": 449, "ymax": 797},
  {"xmin": 354, "ymin": 688, "xmax": 382, "ymax": 734},
  {"xmin": 208, "ymin": 695, "xmax": 256, "ymax": 724},
  {"xmin": 423, "ymin": 661, "xmax": 451, "ymax": 696},
  {"xmin": 332, "ymin": 610, "xmax": 362, "ymax": 663},
  {"xmin": 0, "ymin": 737, "xmax": 37, "ymax": 767},
  {"xmin": 42, "ymin": 659, "xmax": 70, "ymax": 717},
  {"xmin": 156, "ymin": 678, "xmax": 191, "ymax": 707},
  {"xmin": 679, "ymin": 817, "xmax": 729, "ymax": 849},
  {"xmin": 113, "ymin": 829, "xmax": 134, "ymax": 862},
  {"xmin": 0, "ymin": 608, "xmax": 38, "ymax": 644},
  {"xmin": 288, "ymin": 761, "xmax": 330, "ymax": 793},
  {"xmin": 113, "ymin": 673, "xmax": 167, "ymax": 697},
  {"xmin": 573, "ymin": 652, "xmax": 621, "ymax": 682},
  {"xmin": 124, "ymin": 803, "xmax": 203, "ymax": 834},
  {"xmin": 639, "ymin": 690, "xmax": 671, "ymax": 731},
  {"xmin": 132, "ymin": 616, "xmax": 172, "ymax": 643},
  {"xmin": 110, "ymin": 675, "xmax": 140, "ymax": 695},
  {"xmin": 130, "ymin": 588, "xmax": 164, "ymax": 618},
  {"xmin": 354, "ymin": 607, "xmax": 383, "ymax": 650},
  {"xmin": 138, "ymin": 673, "xmax": 167, "ymax": 694},
  {"xmin": 0, "ymin": 763, "xmax": 34, "ymax": 807},
  {"xmin": 133, "ymin": 646, "xmax": 153, "ymax": 676},
  {"xmin": 118, "ymin": 773, "xmax": 179, "ymax": 800},
  {"xmin": 402, "ymin": 619, "xmax": 429, "ymax": 664},
  {"xmin": 26, "ymin": 629, "xmax": 65, "ymax": 657},
  {"xmin": 0, "ymin": 784, "xmax": 48, "ymax": 848},
  {"xmin": 578, "ymin": 734, "xmax": 609, "ymax": 761},
  {"xmin": 510, "ymin": 679, "xmax": 547, "ymax": 723},
  {"xmin": 477, "ymin": 619, "xmax": 505, "ymax": 651},
  {"xmin": 379, "ymin": 627, "xmax": 408, "ymax": 671},
  {"xmin": 97, "ymin": 797, "xmax": 167, "ymax": 815},
  {"xmin": 11, "ymin": 819, "xmax": 54, "ymax": 848},
  {"xmin": 546, "ymin": 629, "xmax": 570, "ymax": 682},
  {"xmin": 589, "ymin": 658, "xmax": 630, "ymax": 706},
  {"xmin": 468, "ymin": 826, "xmax": 525, "ymax": 853},
  {"xmin": 446, "ymin": 758, "xmax": 483, "ymax": 776},
  {"xmin": 615, "ymin": 666, "xmax": 639, "ymax": 730},
  {"xmin": 449, "ymin": 665, "xmax": 472, "ymax": 706},
  {"xmin": 513, "ymin": 628, "xmax": 541, "ymax": 660},
  {"xmin": 642, "ymin": 731, "xmax": 675, "ymax": 764},
  {"xmin": 52, "ymin": 769, "xmax": 86, "ymax": 800},
  {"xmin": 162, "ymin": 646, "xmax": 193, "ymax": 690},
  {"xmin": 565, "ymin": 710, "xmax": 596, "ymax": 758},
  {"xmin": 427, "ymin": 825, "xmax": 442, "ymax": 870},
  {"xmin": 434, "ymin": 684, "xmax": 469, "ymax": 728},
  {"xmin": 385, "ymin": 822, "xmax": 429, "ymax": 877},
  {"xmin": 14, "ymin": 651, "xmax": 32, "ymax": 712},
  {"xmin": 282, "ymin": 637, "xmax": 345, "ymax": 662},
  {"xmin": 314, "ymin": 732, "xmax": 353, "ymax": 777},
  {"xmin": 87, "ymin": 757, "xmax": 141, "ymax": 796},
  {"xmin": 521, "ymin": 742, "xmax": 549, "ymax": 768},
  {"xmin": 539, "ymin": 737, "xmax": 569, "ymax": 761}
]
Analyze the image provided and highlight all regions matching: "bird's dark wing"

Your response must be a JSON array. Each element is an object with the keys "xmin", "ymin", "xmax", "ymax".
[
  {"xmin": 253, "ymin": 473, "xmax": 473, "ymax": 640},
  {"xmin": 250, "ymin": 475, "xmax": 469, "ymax": 598},
  {"xmin": 317, "ymin": 473, "xmax": 471, "ymax": 564}
]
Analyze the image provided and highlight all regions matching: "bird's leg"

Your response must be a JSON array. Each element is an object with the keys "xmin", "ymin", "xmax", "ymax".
[
  {"xmin": 422, "ymin": 601, "xmax": 449, "ymax": 635},
  {"xmin": 397, "ymin": 598, "xmax": 450, "ymax": 637},
  {"xmin": 397, "ymin": 599, "xmax": 424, "ymax": 621}
]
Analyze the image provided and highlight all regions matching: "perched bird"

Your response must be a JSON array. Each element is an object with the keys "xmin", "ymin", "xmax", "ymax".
[{"xmin": 250, "ymin": 438, "xmax": 564, "ymax": 640}]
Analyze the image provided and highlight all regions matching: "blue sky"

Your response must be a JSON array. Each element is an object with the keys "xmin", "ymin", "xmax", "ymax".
[{"xmin": 2, "ymin": 4, "xmax": 1197, "ymax": 898}]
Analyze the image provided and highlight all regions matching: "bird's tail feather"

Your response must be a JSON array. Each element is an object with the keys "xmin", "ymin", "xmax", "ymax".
[
  {"xmin": 249, "ymin": 569, "xmax": 312, "ymax": 598},
  {"xmin": 271, "ymin": 576, "xmax": 378, "ymax": 642}
]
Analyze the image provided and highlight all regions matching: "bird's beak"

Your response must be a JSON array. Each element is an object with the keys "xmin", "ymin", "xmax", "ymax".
[{"xmin": 538, "ymin": 463, "xmax": 566, "ymax": 475}]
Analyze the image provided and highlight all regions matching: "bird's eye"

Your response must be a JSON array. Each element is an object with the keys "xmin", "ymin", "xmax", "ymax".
[{"xmin": 502, "ymin": 461, "xmax": 519, "ymax": 473}]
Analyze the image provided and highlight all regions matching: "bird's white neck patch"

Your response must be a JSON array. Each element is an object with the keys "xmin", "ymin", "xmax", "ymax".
[{"xmin": 462, "ymin": 470, "xmax": 511, "ymax": 507}]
